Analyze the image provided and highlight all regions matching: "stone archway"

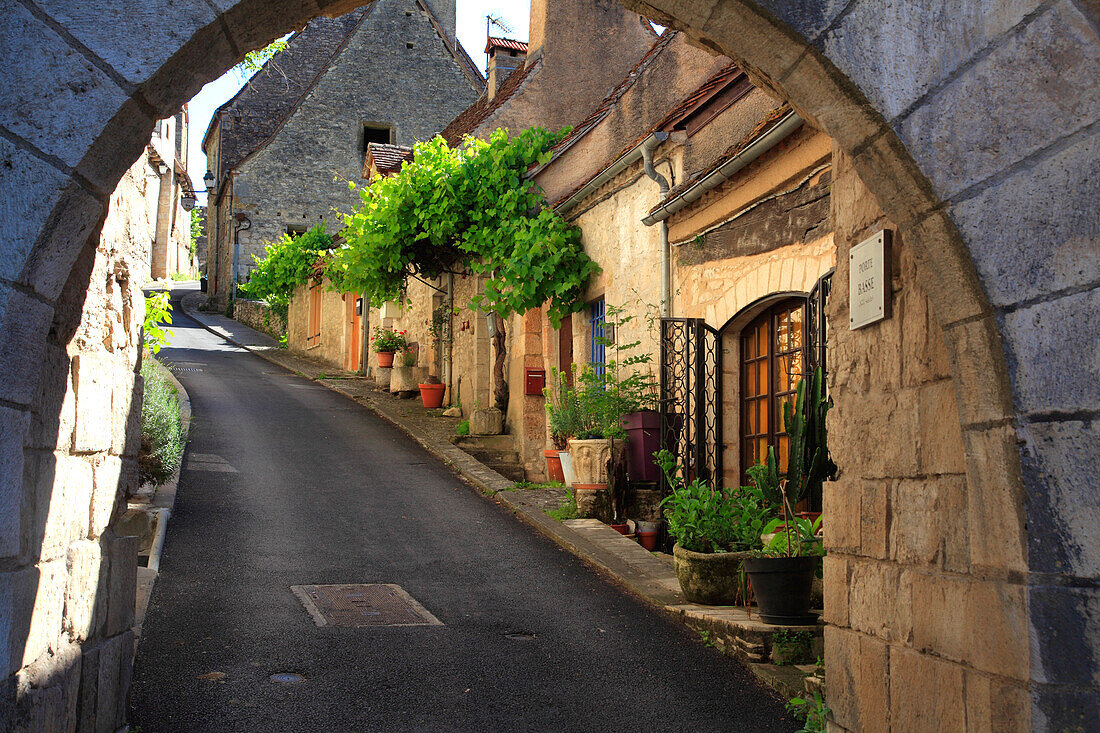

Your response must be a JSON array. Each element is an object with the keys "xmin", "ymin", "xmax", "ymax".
[{"xmin": 1, "ymin": 0, "xmax": 1096, "ymax": 729}]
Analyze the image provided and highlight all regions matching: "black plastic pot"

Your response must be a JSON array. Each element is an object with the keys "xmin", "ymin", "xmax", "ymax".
[{"xmin": 742, "ymin": 555, "xmax": 819, "ymax": 625}]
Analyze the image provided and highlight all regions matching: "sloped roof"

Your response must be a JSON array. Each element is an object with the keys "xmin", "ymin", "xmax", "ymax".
[
  {"xmin": 439, "ymin": 58, "xmax": 539, "ymax": 146},
  {"xmin": 204, "ymin": 8, "xmax": 371, "ymax": 171},
  {"xmin": 546, "ymin": 31, "xmax": 679, "ymax": 158},
  {"xmin": 550, "ymin": 62, "xmax": 746, "ymax": 207},
  {"xmin": 649, "ymin": 104, "xmax": 796, "ymax": 214},
  {"xmin": 364, "ymin": 142, "xmax": 414, "ymax": 177},
  {"xmin": 485, "ymin": 37, "xmax": 528, "ymax": 54}
]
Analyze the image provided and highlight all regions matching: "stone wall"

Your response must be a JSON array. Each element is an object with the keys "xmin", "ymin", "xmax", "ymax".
[
  {"xmin": 232, "ymin": 298, "xmax": 286, "ymax": 341},
  {"xmin": 1, "ymin": 155, "xmax": 146, "ymax": 730},
  {"xmin": 226, "ymin": 0, "xmax": 481, "ymax": 285},
  {"xmin": 821, "ymin": 146, "xmax": 1030, "ymax": 731}
]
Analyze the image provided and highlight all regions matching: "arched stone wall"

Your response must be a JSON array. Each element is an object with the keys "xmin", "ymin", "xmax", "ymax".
[{"xmin": 0, "ymin": 0, "xmax": 1096, "ymax": 729}]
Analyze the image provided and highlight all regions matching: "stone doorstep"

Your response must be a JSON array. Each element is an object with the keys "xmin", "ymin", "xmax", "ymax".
[{"xmin": 179, "ymin": 295, "xmax": 821, "ymax": 704}]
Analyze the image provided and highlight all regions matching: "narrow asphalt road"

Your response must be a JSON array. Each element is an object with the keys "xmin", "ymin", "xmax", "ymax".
[{"xmin": 129, "ymin": 287, "xmax": 797, "ymax": 732}]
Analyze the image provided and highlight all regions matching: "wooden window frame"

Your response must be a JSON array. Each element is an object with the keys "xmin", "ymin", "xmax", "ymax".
[{"xmin": 739, "ymin": 298, "xmax": 809, "ymax": 484}]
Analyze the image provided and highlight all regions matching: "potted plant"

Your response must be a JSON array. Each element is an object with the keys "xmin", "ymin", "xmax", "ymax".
[
  {"xmin": 372, "ymin": 326, "xmax": 408, "ymax": 367},
  {"xmin": 543, "ymin": 367, "xmax": 580, "ymax": 484},
  {"xmin": 566, "ymin": 363, "xmax": 628, "ymax": 489},
  {"xmin": 658, "ymin": 450, "xmax": 774, "ymax": 605},
  {"xmin": 742, "ymin": 368, "xmax": 835, "ymax": 624},
  {"xmin": 419, "ymin": 374, "xmax": 446, "ymax": 408},
  {"xmin": 390, "ymin": 348, "xmax": 421, "ymax": 395}
]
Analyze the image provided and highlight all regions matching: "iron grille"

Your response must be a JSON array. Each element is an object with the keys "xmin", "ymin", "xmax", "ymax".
[
  {"xmin": 806, "ymin": 269, "xmax": 834, "ymax": 377},
  {"xmin": 659, "ymin": 318, "xmax": 721, "ymax": 491}
]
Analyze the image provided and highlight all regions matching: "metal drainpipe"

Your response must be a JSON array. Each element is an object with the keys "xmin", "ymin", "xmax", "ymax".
[{"xmin": 641, "ymin": 135, "xmax": 671, "ymax": 317}]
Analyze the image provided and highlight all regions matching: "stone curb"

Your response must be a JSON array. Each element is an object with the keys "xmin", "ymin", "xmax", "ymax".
[{"xmin": 132, "ymin": 355, "xmax": 192, "ymax": 643}]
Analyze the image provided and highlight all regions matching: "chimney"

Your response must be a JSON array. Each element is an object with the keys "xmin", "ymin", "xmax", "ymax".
[{"xmin": 485, "ymin": 37, "xmax": 528, "ymax": 99}]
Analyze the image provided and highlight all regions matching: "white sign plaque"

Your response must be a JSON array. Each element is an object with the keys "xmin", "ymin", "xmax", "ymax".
[{"xmin": 849, "ymin": 230, "xmax": 891, "ymax": 330}]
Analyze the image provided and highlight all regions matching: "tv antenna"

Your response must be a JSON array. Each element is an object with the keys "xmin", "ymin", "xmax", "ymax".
[{"xmin": 485, "ymin": 14, "xmax": 515, "ymax": 72}]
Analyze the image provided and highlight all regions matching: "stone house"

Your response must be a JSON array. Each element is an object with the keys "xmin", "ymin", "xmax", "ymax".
[
  {"xmin": 203, "ymin": 0, "xmax": 484, "ymax": 304},
  {"xmin": 288, "ymin": 0, "xmax": 663, "ymax": 394}
]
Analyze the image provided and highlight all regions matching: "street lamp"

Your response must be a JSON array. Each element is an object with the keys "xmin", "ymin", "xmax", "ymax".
[{"xmin": 203, "ymin": 170, "xmax": 215, "ymax": 190}]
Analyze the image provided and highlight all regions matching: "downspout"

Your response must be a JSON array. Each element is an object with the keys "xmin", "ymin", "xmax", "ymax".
[{"xmin": 641, "ymin": 134, "xmax": 671, "ymax": 318}]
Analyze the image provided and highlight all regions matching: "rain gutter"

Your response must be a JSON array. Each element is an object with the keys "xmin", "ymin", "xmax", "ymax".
[{"xmin": 641, "ymin": 112, "xmax": 802, "ymax": 227}]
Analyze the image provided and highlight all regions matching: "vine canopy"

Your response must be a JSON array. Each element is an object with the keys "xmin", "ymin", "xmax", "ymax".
[{"xmin": 331, "ymin": 127, "xmax": 599, "ymax": 326}]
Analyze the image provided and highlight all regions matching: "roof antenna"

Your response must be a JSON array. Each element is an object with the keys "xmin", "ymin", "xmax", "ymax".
[{"xmin": 485, "ymin": 14, "xmax": 514, "ymax": 72}]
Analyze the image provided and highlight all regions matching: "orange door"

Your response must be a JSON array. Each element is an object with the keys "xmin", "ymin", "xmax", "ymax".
[{"xmin": 344, "ymin": 292, "xmax": 361, "ymax": 371}]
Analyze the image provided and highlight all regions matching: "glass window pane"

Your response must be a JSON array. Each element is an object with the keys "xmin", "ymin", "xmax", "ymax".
[
  {"xmin": 789, "ymin": 306, "xmax": 803, "ymax": 349},
  {"xmin": 757, "ymin": 360, "xmax": 768, "ymax": 393}
]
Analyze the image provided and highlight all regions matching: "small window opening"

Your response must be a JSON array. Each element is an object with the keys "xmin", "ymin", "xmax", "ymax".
[
  {"xmin": 286, "ymin": 224, "xmax": 308, "ymax": 237},
  {"xmin": 361, "ymin": 124, "xmax": 392, "ymax": 154},
  {"xmin": 406, "ymin": 42, "xmax": 414, "ymax": 49}
]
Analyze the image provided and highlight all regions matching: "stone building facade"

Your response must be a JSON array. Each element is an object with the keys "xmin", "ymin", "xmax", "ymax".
[
  {"xmin": 204, "ymin": 0, "xmax": 484, "ymax": 303},
  {"xmin": 146, "ymin": 109, "xmax": 195, "ymax": 281},
  {"xmin": 1, "ymin": 0, "xmax": 1098, "ymax": 729}
]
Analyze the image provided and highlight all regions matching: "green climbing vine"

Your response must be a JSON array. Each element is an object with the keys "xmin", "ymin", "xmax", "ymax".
[
  {"xmin": 331, "ymin": 128, "xmax": 598, "ymax": 327},
  {"xmin": 240, "ymin": 224, "xmax": 332, "ymax": 309}
]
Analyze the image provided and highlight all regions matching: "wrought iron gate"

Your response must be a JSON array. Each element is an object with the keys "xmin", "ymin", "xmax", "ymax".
[
  {"xmin": 659, "ymin": 318, "xmax": 721, "ymax": 490},
  {"xmin": 806, "ymin": 268, "xmax": 834, "ymax": 377}
]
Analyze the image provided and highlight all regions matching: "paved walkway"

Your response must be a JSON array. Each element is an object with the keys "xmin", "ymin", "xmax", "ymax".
[{"xmin": 128, "ymin": 287, "xmax": 799, "ymax": 731}]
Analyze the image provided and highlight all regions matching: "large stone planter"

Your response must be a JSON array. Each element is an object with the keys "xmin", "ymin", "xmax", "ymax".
[
  {"xmin": 389, "ymin": 366, "xmax": 425, "ymax": 394},
  {"xmin": 470, "ymin": 408, "xmax": 503, "ymax": 435},
  {"xmin": 673, "ymin": 544, "xmax": 751, "ymax": 605},
  {"xmin": 567, "ymin": 438, "xmax": 628, "ymax": 487}
]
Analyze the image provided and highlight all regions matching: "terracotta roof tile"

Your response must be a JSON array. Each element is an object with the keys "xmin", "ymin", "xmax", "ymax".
[
  {"xmin": 485, "ymin": 36, "xmax": 528, "ymax": 54},
  {"xmin": 439, "ymin": 59, "xmax": 538, "ymax": 146},
  {"xmin": 364, "ymin": 142, "xmax": 414, "ymax": 177},
  {"xmin": 551, "ymin": 62, "xmax": 745, "ymax": 207}
]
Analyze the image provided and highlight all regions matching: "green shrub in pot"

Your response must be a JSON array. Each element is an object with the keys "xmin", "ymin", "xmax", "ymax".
[{"xmin": 657, "ymin": 450, "xmax": 774, "ymax": 605}]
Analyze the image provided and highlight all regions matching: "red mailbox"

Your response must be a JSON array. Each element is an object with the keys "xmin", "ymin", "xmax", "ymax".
[{"xmin": 525, "ymin": 368, "xmax": 546, "ymax": 396}]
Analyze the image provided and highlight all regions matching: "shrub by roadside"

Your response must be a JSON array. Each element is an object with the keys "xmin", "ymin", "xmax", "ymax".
[{"xmin": 139, "ymin": 358, "xmax": 184, "ymax": 486}]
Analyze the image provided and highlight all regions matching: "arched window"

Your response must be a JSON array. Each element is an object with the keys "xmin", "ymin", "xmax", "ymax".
[{"xmin": 740, "ymin": 298, "xmax": 808, "ymax": 483}]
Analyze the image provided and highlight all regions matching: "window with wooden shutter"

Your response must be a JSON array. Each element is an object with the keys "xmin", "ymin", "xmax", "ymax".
[{"xmin": 307, "ymin": 283, "xmax": 323, "ymax": 348}]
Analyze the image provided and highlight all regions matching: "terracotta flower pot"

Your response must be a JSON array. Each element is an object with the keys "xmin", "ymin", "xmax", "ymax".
[
  {"xmin": 544, "ymin": 450, "xmax": 565, "ymax": 484},
  {"xmin": 610, "ymin": 522, "xmax": 630, "ymax": 535},
  {"xmin": 419, "ymin": 383, "xmax": 446, "ymax": 408},
  {"xmin": 377, "ymin": 351, "xmax": 395, "ymax": 368},
  {"xmin": 636, "ymin": 520, "xmax": 661, "ymax": 551}
]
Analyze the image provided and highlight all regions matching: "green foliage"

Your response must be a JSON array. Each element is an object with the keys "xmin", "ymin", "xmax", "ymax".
[
  {"xmin": 237, "ymin": 39, "xmax": 288, "ymax": 75},
  {"xmin": 761, "ymin": 514, "xmax": 824, "ymax": 558},
  {"xmin": 143, "ymin": 292, "xmax": 173, "ymax": 354},
  {"xmin": 543, "ymin": 367, "xmax": 581, "ymax": 448},
  {"xmin": 597, "ymin": 303, "xmax": 659, "ymax": 413},
  {"xmin": 787, "ymin": 690, "xmax": 830, "ymax": 733},
  {"xmin": 747, "ymin": 367, "xmax": 835, "ymax": 509},
  {"xmin": 189, "ymin": 208, "xmax": 202, "ymax": 263},
  {"xmin": 241, "ymin": 224, "xmax": 332, "ymax": 308},
  {"xmin": 571, "ymin": 364, "xmax": 629, "ymax": 440},
  {"xmin": 399, "ymin": 350, "xmax": 417, "ymax": 367},
  {"xmin": 371, "ymin": 326, "xmax": 408, "ymax": 353},
  {"xmin": 139, "ymin": 359, "xmax": 184, "ymax": 486},
  {"xmin": 224, "ymin": 298, "xmax": 234, "ymax": 319},
  {"xmin": 546, "ymin": 488, "xmax": 579, "ymax": 521},
  {"xmin": 455, "ymin": 419, "xmax": 470, "ymax": 437},
  {"xmin": 429, "ymin": 303, "xmax": 456, "ymax": 347},
  {"xmin": 334, "ymin": 128, "xmax": 599, "ymax": 325},
  {"xmin": 772, "ymin": 629, "xmax": 814, "ymax": 665},
  {"xmin": 657, "ymin": 450, "xmax": 774, "ymax": 553}
]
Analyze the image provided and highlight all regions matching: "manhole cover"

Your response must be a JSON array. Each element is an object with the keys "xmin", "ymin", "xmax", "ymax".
[
  {"xmin": 269, "ymin": 673, "xmax": 306, "ymax": 684},
  {"xmin": 291, "ymin": 584, "xmax": 442, "ymax": 628}
]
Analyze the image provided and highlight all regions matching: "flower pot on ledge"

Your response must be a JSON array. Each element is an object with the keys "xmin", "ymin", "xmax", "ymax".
[
  {"xmin": 377, "ymin": 351, "xmax": 395, "ymax": 368},
  {"xmin": 420, "ymin": 382, "xmax": 446, "ymax": 408}
]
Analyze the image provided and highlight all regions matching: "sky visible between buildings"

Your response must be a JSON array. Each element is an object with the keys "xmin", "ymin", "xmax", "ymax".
[{"xmin": 187, "ymin": 0, "xmax": 532, "ymax": 206}]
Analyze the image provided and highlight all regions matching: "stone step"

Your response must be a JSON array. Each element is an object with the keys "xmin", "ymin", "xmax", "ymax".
[{"xmin": 453, "ymin": 434, "xmax": 515, "ymax": 452}]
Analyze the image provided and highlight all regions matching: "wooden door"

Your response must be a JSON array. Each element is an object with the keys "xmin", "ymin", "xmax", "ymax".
[{"xmin": 344, "ymin": 292, "xmax": 361, "ymax": 372}]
